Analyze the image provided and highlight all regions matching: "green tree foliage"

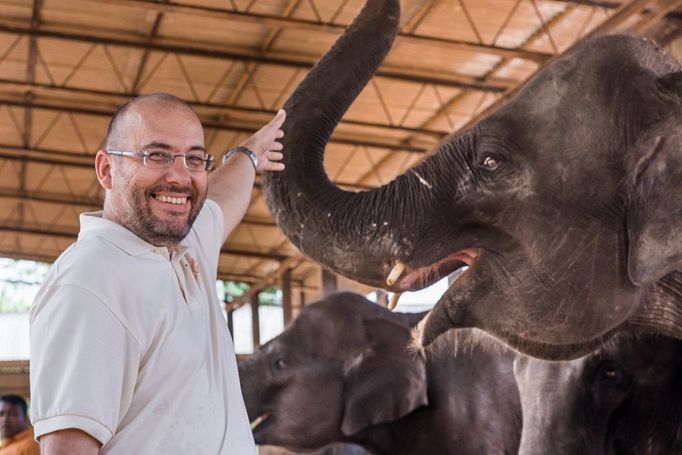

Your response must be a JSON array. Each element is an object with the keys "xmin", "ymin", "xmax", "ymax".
[{"xmin": 0, "ymin": 259, "xmax": 49, "ymax": 313}]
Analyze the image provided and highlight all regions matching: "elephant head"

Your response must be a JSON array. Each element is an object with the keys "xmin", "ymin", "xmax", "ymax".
[
  {"xmin": 238, "ymin": 292, "xmax": 428, "ymax": 452},
  {"xmin": 263, "ymin": 0, "xmax": 682, "ymax": 359},
  {"xmin": 239, "ymin": 293, "xmax": 522, "ymax": 454},
  {"xmin": 514, "ymin": 335, "xmax": 682, "ymax": 454}
]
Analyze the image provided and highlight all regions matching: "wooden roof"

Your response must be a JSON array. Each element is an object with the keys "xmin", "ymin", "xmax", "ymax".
[{"xmin": 2, "ymin": 0, "xmax": 682, "ymax": 307}]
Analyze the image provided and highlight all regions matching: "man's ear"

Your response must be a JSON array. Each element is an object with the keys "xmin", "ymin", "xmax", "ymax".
[
  {"xmin": 626, "ymin": 117, "xmax": 682, "ymax": 285},
  {"xmin": 95, "ymin": 150, "xmax": 113, "ymax": 189},
  {"xmin": 340, "ymin": 317, "xmax": 428, "ymax": 436}
]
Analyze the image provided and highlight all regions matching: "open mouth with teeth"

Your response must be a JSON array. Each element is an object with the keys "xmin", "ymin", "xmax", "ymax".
[
  {"xmin": 388, "ymin": 248, "xmax": 480, "ymax": 292},
  {"xmin": 153, "ymin": 194, "xmax": 188, "ymax": 205}
]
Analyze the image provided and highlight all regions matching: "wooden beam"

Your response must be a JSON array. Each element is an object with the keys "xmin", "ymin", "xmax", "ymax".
[
  {"xmin": 0, "ymin": 226, "xmax": 287, "ymax": 261},
  {"xmin": 0, "ymin": 146, "xmax": 377, "ymax": 191},
  {"xmin": 0, "ymin": 22, "xmax": 510, "ymax": 93},
  {"xmin": 99, "ymin": 0, "xmax": 552, "ymax": 63},
  {"xmin": 0, "ymin": 97, "xmax": 429, "ymax": 153},
  {"xmin": 0, "ymin": 78, "xmax": 449, "ymax": 137}
]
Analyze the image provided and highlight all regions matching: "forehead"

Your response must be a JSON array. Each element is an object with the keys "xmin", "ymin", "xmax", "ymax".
[{"xmin": 127, "ymin": 102, "xmax": 205, "ymax": 149}]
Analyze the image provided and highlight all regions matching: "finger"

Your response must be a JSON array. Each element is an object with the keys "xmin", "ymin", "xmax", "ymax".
[
  {"xmin": 267, "ymin": 152, "xmax": 284, "ymax": 161},
  {"xmin": 263, "ymin": 162, "xmax": 285, "ymax": 172},
  {"xmin": 270, "ymin": 142, "xmax": 283, "ymax": 151},
  {"xmin": 276, "ymin": 129, "xmax": 284, "ymax": 139},
  {"xmin": 270, "ymin": 109, "xmax": 286, "ymax": 128}
]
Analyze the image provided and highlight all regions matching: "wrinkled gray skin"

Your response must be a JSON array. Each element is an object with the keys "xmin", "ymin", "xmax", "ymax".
[
  {"xmin": 239, "ymin": 292, "xmax": 521, "ymax": 455},
  {"xmin": 514, "ymin": 335, "xmax": 682, "ymax": 454},
  {"xmin": 263, "ymin": 0, "xmax": 682, "ymax": 359}
]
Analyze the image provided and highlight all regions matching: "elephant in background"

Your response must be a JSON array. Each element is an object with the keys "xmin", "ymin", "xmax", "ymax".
[
  {"xmin": 263, "ymin": 0, "xmax": 682, "ymax": 359},
  {"xmin": 239, "ymin": 292, "xmax": 521, "ymax": 455},
  {"xmin": 514, "ymin": 335, "xmax": 682, "ymax": 454}
]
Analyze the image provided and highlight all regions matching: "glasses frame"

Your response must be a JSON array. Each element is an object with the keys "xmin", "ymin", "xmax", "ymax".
[{"xmin": 105, "ymin": 149, "xmax": 215, "ymax": 171}]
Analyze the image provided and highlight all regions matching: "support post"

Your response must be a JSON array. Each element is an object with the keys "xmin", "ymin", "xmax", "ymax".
[
  {"xmin": 281, "ymin": 268, "xmax": 292, "ymax": 325},
  {"xmin": 251, "ymin": 289, "xmax": 260, "ymax": 350}
]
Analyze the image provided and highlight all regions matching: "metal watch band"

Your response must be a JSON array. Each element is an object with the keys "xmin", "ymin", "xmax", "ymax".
[{"xmin": 222, "ymin": 146, "xmax": 257, "ymax": 171}]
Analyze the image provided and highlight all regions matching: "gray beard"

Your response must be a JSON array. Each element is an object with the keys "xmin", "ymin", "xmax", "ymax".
[{"xmin": 120, "ymin": 184, "xmax": 206, "ymax": 248}]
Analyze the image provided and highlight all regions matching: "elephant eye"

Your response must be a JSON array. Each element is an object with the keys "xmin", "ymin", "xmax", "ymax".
[
  {"xmin": 480, "ymin": 154, "xmax": 502, "ymax": 171},
  {"xmin": 594, "ymin": 361, "xmax": 629, "ymax": 390},
  {"xmin": 274, "ymin": 358, "xmax": 287, "ymax": 370}
]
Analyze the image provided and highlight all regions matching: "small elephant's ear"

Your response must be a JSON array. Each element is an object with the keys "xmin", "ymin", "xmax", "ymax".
[
  {"xmin": 340, "ymin": 317, "xmax": 428, "ymax": 436},
  {"xmin": 627, "ymin": 117, "xmax": 682, "ymax": 286}
]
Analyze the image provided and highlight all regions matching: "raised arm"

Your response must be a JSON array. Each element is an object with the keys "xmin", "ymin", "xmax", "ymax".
[{"xmin": 208, "ymin": 109, "xmax": 285, "ymax": 242}]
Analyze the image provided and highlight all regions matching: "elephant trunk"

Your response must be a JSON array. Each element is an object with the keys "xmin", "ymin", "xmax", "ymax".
[{"xmin": 263, "ymin": 0, "xmax": 439, "ymax": 288}]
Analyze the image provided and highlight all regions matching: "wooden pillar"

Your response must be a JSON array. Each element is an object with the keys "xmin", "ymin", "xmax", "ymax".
[
  {"xmin": 281, "ymin": 268, "xmax": 293, "ymax": 325},
  {"xmin": 321, "ymin": 267, "xmax": 338, "ymax": 297},
  {"xmin": 226, "ymin": 308, "xmax": 234, "ymax": 340},
  {"xmin": 251, "ymin": 290, "xmax": 260, "ymax": 350}
]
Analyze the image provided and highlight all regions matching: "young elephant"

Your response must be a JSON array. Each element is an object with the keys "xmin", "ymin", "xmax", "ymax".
[
  {"xmin": 238, "ymin": 292, "xmax": 521, "ymax": 455},
  {"xmin": 514, "ymin": 335, "xmax": 682, "ymax": 454}
]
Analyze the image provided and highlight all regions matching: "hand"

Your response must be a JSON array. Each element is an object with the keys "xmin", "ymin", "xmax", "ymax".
[{"xmin": 240, "ymin": 109, "xmax": 286, "ymax": 172}]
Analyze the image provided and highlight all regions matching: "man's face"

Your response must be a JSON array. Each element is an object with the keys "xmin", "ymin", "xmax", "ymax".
[
  {"xmin": 105, "ymin": 102, "xmax": 208, "ymax": 247},
  {"xmin": 0, "ymin": 402, "xmax": 28, "ymax": 439}
]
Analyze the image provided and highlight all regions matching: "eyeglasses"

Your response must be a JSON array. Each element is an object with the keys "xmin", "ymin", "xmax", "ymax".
[{"xmin": 105, "ymin": 149, "xmax": 215, "ymax": 172}]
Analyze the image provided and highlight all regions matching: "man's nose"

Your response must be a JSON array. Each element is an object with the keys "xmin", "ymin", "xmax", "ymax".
[{"xmin": 164, "ymin": 156, "xmax": 192, "ymax": 183}]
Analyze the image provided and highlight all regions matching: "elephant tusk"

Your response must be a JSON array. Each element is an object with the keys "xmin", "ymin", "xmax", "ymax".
[
  {"xmin": 386, "ymin": 262, "xmax": 406, "ymax": 286},
  {"xmin": 388, "ymin": 292, "xmax": 402, "ymax": 310},
  {"xmin": 250, "ymin": 413, "xmax": 270, "ymax": 430}
]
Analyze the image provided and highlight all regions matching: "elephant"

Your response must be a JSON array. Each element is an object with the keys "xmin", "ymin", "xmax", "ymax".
[
  {"xmin": 513, "ymin": 334, "xmax": 682, "ymax": 454},
  {"xmin": 262, "ymin": 0, "xmax": 682, "ymax": 359},
  {"xmin": 238, "ymin": 292, "xmax": 522, "ymax": 455}
]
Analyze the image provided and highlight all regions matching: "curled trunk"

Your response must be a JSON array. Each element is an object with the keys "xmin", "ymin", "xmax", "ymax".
[{"xmin": 263, "ymin": 0, "xmax": 437, "ymax": 288}]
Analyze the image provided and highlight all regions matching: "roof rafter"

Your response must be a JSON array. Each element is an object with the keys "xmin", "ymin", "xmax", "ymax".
[
  {"xmin": 0, "ymin": 146, "xmax": 376, "ymax": 191},
  {"xmin": 0, "ymin": 98, "xmax": 429, "ymax": 153},
  {"xmin": 0, "ymin": 225, "xmax": 287, "ymax": 260},
  {"xmin": 99, "ymin": 0, "xmax": 552, "ymax": 63},
  {"xmin": 0, "ymin": 22, "xmax": 511, "ymax": 93},
  {"xmin": 0, "ymin": 78, "xmax": 449, "ymax": 137},
  {"xmin": 0, "ymin": 191, "xmax": 277, "ymax": 227}
]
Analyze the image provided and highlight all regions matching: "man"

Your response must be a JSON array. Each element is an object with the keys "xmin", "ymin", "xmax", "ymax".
[
  {"xmin": 0, "ymin": 395, "xmax": 39, "ymax": 455},
  {"xmin": 29, "ymin": 93, "xmax": 286, "ymax": 454}
]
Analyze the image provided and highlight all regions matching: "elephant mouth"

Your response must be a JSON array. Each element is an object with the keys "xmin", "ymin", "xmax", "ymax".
[{"xmin": 392, "ymin": 248, "xmax": 480, "ymax": 292}]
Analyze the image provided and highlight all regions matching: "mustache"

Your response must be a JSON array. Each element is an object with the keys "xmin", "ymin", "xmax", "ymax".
[{"xmin": 146, "ymin": 184, "xmax": 197, "ymax": 200}]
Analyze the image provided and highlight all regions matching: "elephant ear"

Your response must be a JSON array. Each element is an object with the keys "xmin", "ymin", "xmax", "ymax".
[
  {"xmin": 627, "ymin": 110, "xmax": 682, "ymax": 286},
  {"xmin": 340, "ymin": 317, "xmax": 428, "ymax": 436}
]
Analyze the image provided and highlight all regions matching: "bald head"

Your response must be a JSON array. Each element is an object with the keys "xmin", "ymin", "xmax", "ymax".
[{"xmin": 105, "ymin": 93, "xmax": 200, "ymax": 150}]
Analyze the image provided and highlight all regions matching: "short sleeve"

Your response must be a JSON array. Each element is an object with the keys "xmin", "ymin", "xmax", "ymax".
[{"xmin": 30, "ymin": 284, "xmax": 141, "ymax": 446}]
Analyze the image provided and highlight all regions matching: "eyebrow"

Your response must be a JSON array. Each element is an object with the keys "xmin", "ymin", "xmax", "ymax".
[{"xmin": 142, "ymin": 141, "xmax": 207, "ymax": 153}]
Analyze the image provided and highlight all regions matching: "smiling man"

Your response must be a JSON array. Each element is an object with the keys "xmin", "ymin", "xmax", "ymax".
[{"xmin": 29, "ymin": 93, "xmax": 285, "ymax": 454}]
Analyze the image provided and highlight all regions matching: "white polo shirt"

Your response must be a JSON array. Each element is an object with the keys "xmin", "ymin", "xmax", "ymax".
[{"xmin": 29, "ymin": 199, "xmax": 255, "ymax": 454}]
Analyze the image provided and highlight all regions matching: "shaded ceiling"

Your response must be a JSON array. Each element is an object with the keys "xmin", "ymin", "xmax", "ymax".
[{"xmin": 1, "ymin": 0, "xmax": 682, "ymax": 307}]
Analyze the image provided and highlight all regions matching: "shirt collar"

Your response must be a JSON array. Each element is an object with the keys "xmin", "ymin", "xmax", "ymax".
[{"xmin": 79, "ymin": 211, "xmax": 164, "ymax": 257}]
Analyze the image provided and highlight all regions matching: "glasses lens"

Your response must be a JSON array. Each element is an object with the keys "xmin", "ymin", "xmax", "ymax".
[
  {"xmin": 144, "ymin": 151, "xmax": 173, "ymax": 168},
  {"xmin": 185, "ymin": 154, "xmax": 207, "ymax": 171}
]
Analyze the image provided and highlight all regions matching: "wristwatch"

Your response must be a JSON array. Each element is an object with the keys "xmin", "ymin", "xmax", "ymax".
[{"xmin": 222, "ymin": 146, "xmax": 257, "ymax": 171}]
